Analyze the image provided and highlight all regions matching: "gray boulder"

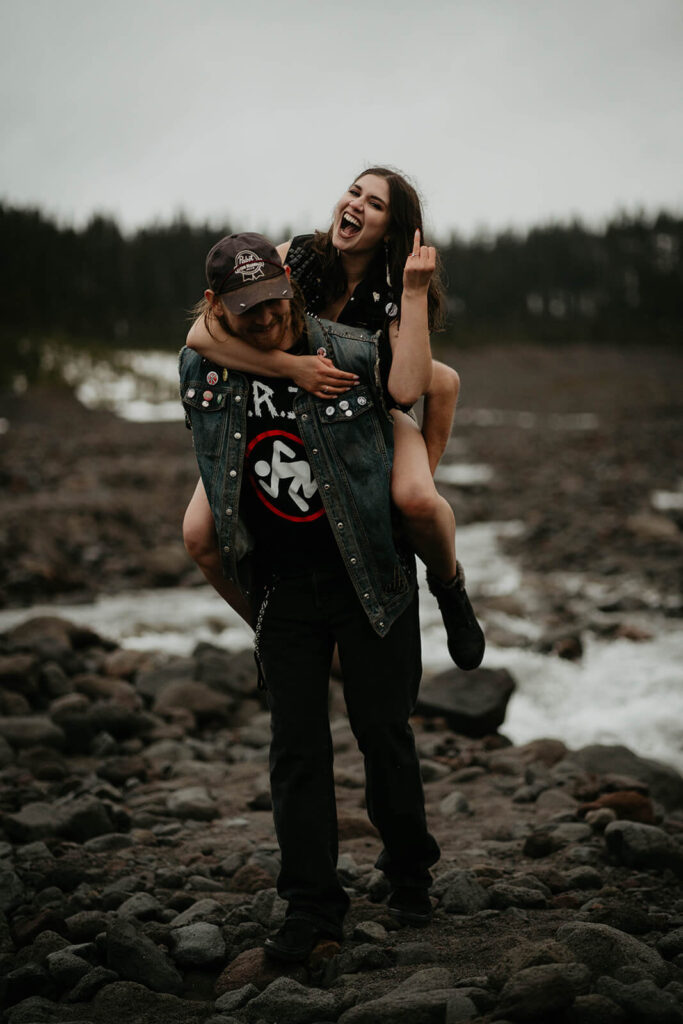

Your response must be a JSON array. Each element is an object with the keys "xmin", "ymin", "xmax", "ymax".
[
  {"xmin": 0, "ymin": 716, "xmax": 65, "ymax": 749},
  {"xmin": 567, "ymin": 744, "xmax": 683, "ymax": 810},
  {"xmin": 416, "ymin": 667, "xmax": 516, "ymax": 736},
  {"xmin": 244, "ymin": 976, "xmax": 343, "ymax": 1023},
  {"xmin": 338, "ymin": 987, "xmax": 458, "ymax": 1024},
  {"xmin": 91, "ymin": 980, "xmax": 211, "ymax": 1024},
  {"xmin": 605, "ymin": 820, "xmax": 683, "ymax": 876},
  {"xmin": 0, "ymin": 868, "xmax": 24, "ymax": 911},
  {"xmin": 105, "ymin": 918, "xmax": 183, "ymax": 994},
  {"xmin": 557, "ymin": 922, "xmax": 668, "ymax": 984},
  {"xmin": 170, "ymin": 922, "xmax": 226, "ymax": 967},
  {"xmin": 494, "ymin": 961, "xmax": 590, "ymax": 1020},
  {"xmin": 433, "ymin": 869, "xmax": 490, "ymax": 914},
  {"xmin": 595, "ymin": 976, "xmax": 683, "ymax": 1023}
]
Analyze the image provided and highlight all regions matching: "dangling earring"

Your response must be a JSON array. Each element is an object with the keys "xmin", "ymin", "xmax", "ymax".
[{"xmin": 384, "ymin": 239, "xmax": 398, "ymax": 318}]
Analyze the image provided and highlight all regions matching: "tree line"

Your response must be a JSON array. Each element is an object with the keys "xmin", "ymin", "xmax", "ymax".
[{"xmin": 1, "ymin": 202, "xmax": 681, "ymax": 350}]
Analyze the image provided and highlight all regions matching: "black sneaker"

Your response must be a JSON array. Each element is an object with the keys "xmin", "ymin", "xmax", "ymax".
[
  {"xmin": 263, "ymin": 917, "xmax": 332, "ymax": 963},
  {"xmin": 427, "ymin": 562, "xmax": 485, "ymax": 670},
  {"xmin": 387, "ymin": 887, "xmax": 433, "ymax": 927}
]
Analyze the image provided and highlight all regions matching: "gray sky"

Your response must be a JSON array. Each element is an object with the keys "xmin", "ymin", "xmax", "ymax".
[{"xmin": 2, "ymin": 0, "xmax": 682, "ymax": 240}]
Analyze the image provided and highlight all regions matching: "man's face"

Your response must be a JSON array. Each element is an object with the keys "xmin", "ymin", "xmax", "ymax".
[{"xmin": 221, "ymin": 297, "xmax": 292, "ymax": 351}]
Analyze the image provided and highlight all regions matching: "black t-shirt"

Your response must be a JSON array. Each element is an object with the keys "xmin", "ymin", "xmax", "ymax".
[{"xmin": 240, "ymin": 362, "xmax": 340, "ymax": 575}]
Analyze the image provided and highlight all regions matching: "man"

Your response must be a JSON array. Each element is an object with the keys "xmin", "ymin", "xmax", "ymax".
[{"xmin": 179, "ymin": 233, "xmax": 439, "ymax": 963}]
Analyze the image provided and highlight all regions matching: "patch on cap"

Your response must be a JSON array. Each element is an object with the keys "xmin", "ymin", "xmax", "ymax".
[{"xmin": 233, "ymin": 251, "xmax": 265, "ymax": 282}]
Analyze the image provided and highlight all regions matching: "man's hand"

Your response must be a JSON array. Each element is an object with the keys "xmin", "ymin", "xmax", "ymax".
[
  {"xmin": 402, "ymin": 229, "xmax": 436, "ymax": 297},
  {"xmin": 291, "ymin": 355, "xmax": 359, "ymax": 399}
]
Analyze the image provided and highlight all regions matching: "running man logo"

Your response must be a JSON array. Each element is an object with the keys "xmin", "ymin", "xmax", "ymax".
[
  {"xmin": 246, "ymin": 430, "xmax": 325, "ymax": 523},
  {"xmin": 233, "ymin": 250, "xmax": 265, "ymax": 282}
]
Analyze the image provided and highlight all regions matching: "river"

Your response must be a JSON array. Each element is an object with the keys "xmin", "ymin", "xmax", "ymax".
[{"xmin": 3, "ymin": 347, "xmax": 682, "ymax": 773}]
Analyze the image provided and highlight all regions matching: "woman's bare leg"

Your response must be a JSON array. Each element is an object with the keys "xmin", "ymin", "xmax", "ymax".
[
  {"xmin": 390, "ymin": 410, "xmax": 458, "ymax": 582},
  {"xmin": 421, "ymin": 361, "xmax": 460, "ymax": 475},
  {"xmin": 183, "ymin": 479, "xmax": 253, "ymax": 626},
  {"xmin": 390, "ymin": 407, "xmax": 484, "ymax": 671}
]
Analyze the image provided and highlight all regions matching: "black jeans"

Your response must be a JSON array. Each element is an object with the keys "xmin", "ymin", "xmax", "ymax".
[{"xmin": 258, "ymin": 563, "xmax": 440, "ymax": 937}]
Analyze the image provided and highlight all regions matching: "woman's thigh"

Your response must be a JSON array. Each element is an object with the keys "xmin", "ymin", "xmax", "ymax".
[
  {"xmin": 390, "ymin": 410, "xmax": 438, "ymax": 505},
  {"xmin": 183, "ymin": 478, "xmax": 216, "ymax": 546}
]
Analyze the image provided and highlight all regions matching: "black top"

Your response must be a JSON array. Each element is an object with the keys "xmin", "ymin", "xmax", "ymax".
[
  {"xmin": 240, "ymin": 341, "xmax": 340, "ymax": 575},
  {"xmin": 286, "ymin": 234, "xmax": 395, "ymax": 398}
]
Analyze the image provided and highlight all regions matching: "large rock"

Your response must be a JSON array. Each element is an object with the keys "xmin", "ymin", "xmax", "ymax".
[
  {"xmin": 416, "ymin": 667, "xmax": 516, "ymax": 736},
  {"xmin": 53, "ymin": 702, "xmax": 156, "ymax": 751},
  {"xmin": 338, "ymin": 987, "xmax": 458, "ymax": 1024},
  {"xmin": 244, "ymin": 976, "xmax": 343, "ymax": 1023},
  {"xmin": 91, "ymin": 980, "xmax": 210, "ymax": 1024},
  {"xmin": 105, "ymin": 918, "xmax": 183, "ymax": 994},
  {"xmin": 566, "ymin": 744, "xmax": 683, "ymax": 810},
  {"xmin": 166, "ymin": 785, "xmax": 218, "ymax": 821},
  {"xmin": 432, "ymin": 869, "xmax": 490, "ymax": 915},
  {"xmin": 595, "ymin": 976, "xmax": 683, "ymax": 1024},
  {"xmin": 4, "ymin": 616, "xmax": 103, "ymax": 660},
  {"xmin": 215, "ymin": 946, "xmax": 307, "ymax": 995},
  {"xmin": 194, "ymin": 644, "xmax": 259, "ymax": 697},
  {"xmin": 3, "ymin": 802, "xmax": 65, "ymax": 842},
  {"xmin": 0, "ymin": 869, "xmax": 25, "ymax": 911},
  {"xmin": 4, "ymin": 794, "xmax": 117, "ymax": 844},
  {"xmin": 556, "ymin": 922, "xmax": 668, "ymax": 984},
  {"xmin": 0, "ymin": 716, "xmax": 65, "ymax": 749},
  {"xmin": 153, "ymin": 680, "xmax": 234, "ymax": 725},
  {"xmin": 169, "ymin": 922, "xmax": 225, "ymax": 967},
  {"xmin": 604, "ymin": 820, "xmax": 683, "ymax": 876},
  {"xmin": 494, "ymin": 962, "xmax": 591, "ymax": 1021}
]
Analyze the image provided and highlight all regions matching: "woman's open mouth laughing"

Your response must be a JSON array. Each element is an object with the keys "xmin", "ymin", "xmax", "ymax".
[{"xmin": 338, "ymin": 212, "xmax": 362, "ymax": 238}]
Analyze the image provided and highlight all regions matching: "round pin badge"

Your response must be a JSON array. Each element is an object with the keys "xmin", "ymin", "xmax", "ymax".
[
  {"xmin": 206, "ymin": 371, "xmax": 219, "ymax": 386},
  {"xmin": 317, "ymin": 347, "xmax": 327, "ymax": 358},
  {"xmin": 385, "ymin": 302, "xmax": 398, "ymax": 318},
  {"xmin": 202, "ymin": 390, "xmax": 213, "ymax": 401}
]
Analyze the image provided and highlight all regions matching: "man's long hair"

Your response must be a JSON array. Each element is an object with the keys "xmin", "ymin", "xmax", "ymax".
[{"xmin": 189, "ymin": 278, "xmax": 306, "ymax": 343}]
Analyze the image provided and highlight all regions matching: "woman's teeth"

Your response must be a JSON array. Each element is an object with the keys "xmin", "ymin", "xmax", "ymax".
[{"xmin": 341, "ymin": 213, "xmax": 361, "ymax": 234}]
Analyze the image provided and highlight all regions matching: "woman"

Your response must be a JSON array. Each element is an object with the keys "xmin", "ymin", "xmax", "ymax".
[{"xmin": 184, "ymin": 167, "xmax": 484, "ymax": 670}]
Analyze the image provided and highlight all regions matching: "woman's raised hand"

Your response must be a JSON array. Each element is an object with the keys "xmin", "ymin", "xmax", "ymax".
[
  {"xmin": 402, "ymin": 228, "xmax": 436, "ymax": 294},
  {"xmin": 291, "ymin": 355, "xmax": 359, "ymax": 399}
]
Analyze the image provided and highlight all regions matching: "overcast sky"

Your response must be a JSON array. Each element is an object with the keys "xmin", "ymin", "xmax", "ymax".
[{"xmin": 2, "ymin": 0, "xmax": 681, "ymax": 241}]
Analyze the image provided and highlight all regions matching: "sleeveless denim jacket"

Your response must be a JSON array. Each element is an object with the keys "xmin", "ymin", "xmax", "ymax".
[{"xmin": 179, "ymin": 314, "xmax": 415, "ymax": 636}]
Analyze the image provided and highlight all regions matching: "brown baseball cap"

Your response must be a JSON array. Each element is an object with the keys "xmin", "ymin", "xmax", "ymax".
[{"xmin": 205, "ymin": 232, "xmax": 293, "ymax": 315}]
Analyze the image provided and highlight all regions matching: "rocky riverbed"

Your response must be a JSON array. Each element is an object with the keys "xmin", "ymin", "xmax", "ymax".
[
  {"xmin": 0, "ymin": 340, "xmax": 682, "ymax": 1022},
  {"xmin": 2, "ymin": 614, "xmax": 683, "ymax": 1023}
]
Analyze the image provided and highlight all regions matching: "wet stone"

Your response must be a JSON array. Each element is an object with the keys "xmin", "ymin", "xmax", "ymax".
[
  {"xmin": 64, "ymin": 965, "xmax": 118, "ymax": 1002},
  {"xmin": 243, "ymin": 975, "xmax": 343, "ymax": 1024},
  {"xmin": 393, "ymin": 941, "xmax": 438, "ymax": 965},
  {"xmin": 214, "ymin": 982, "xmax": 260, "ymax": 1013},
  {"xmin": 169, "ymin": 922, "xmax": 226, "ymax": 967},
  {"xmin": 433, "ymin": 869, "xmax": 491, "ymax": 915},
  {"xmin": 352, "ymin": 919, "xmax": 388, "ymax": 943},
  {"xmin": 605, "ymin": 820, "xmax": 683, "ymax": 876},
  {"xmin": 45, "ymin": 947, "xmax": 92, "ymax": 988},
  {"xmin": 556, "ymin": 921, "xmax": 669, "ymax": 984},
  {"xmin": 105, "ymin": 917, "xmax": 183, "ymax": 994}
]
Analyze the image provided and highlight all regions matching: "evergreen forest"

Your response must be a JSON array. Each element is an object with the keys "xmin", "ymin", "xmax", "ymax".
[{"xmin": 2, "ymin": 203, "xmax": 681, "ymax": 353}]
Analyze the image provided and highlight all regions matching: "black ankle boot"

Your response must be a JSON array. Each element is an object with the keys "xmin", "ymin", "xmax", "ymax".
[
  {"xmin": 387, "ymin": 886, "xmax": 433, "ymax": 926},
  {"xmin": 264, "ymin": 917, "xmax": 334, "ymax": 963},
  {"xmin": 427, "ymin": 562, "xmax": 485, "ymax": 670}
]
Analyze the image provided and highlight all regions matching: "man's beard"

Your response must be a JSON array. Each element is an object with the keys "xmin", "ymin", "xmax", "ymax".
[{"xmin": 240, "ymin": 310, "xmax": 291, "ymax": 350}]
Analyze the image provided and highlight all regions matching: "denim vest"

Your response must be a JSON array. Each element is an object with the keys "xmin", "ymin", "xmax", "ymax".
[{"xmin": 179, "ymin": 315, "xmax": 415, "ymax": 636}]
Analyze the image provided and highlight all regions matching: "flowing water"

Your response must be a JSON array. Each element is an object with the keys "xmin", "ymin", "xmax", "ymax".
[{"xmin": 3, "ymin": 348, "xmax": 681, "ymax": 772}]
